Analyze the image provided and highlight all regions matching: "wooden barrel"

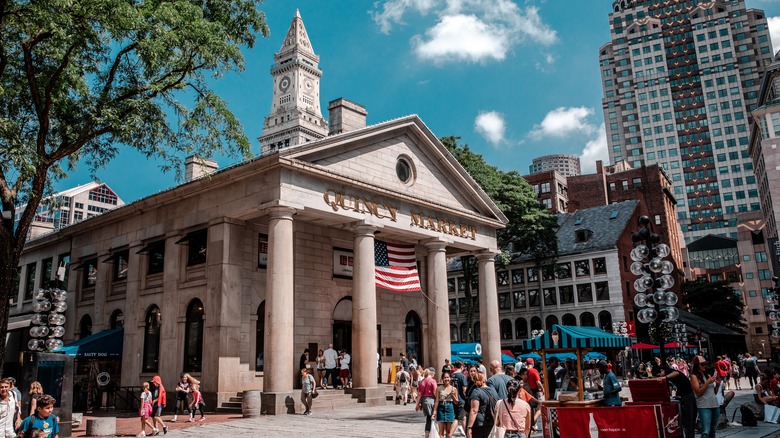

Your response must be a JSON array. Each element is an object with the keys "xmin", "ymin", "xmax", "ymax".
[{"xmin": 242, "ymin": 390, "xmax": 262, "ymax": 417}]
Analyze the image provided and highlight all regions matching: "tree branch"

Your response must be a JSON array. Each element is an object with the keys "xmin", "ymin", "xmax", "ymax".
[{"xmin": 100, "ymin": 42, "xmax": 138, "ymax": 98}]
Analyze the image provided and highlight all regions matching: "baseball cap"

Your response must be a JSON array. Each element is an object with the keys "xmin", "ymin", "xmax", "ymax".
[
  {"xmin": 526, "ymin": 358, "xmax": 534, "ymax": 364},
  {"xmin": 693, "ymin": 355, "xmax": 708, "ymax": 365}
]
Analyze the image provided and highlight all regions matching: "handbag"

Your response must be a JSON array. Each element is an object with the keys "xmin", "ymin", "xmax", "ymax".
[
  {"xmin": 311, "ymin": 390, "xmax": 319, "ymax": 399},
  {"xmin": 765, "ymin": 404, "xmax": 780, "ymax": 424},
  {"xmin": 490, "ymin": 398, "xmax": 506, "ymax": 438}
]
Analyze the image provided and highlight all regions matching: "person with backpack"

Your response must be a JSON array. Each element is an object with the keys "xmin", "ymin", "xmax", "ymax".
[
  {"xmin": 395, "ymin": 365, "xmax": 411, "ymax": 405},
  {"xmin": 744, "ymin": 353, "xmax": 759, "ymax": 388},
  {"xmin": 466, "ymin": 371, "xmax": 499, "ymax": 438}
]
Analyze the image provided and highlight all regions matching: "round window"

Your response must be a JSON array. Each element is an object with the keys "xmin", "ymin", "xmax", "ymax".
[{"xmin": 396, "ymin": 158, "xmax": 413, "ymax": 184}]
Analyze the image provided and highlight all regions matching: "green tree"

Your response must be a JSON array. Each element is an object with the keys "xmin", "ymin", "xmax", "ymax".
[
  {"xmin": 681, "ymin": 280, "xmax": 746, "ymax": 334},
  {"xmin": 0, "ymin": 0, "xmax": 269, "ymax": 374},
  {"xmin": 441, "ymin": 136, "xmax": 559, "ymax": 339}
]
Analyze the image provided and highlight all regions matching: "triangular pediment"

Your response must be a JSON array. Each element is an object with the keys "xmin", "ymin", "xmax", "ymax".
[{"xmin": 279, "ymin": 115, "xmax": 507, "ymax": 226}]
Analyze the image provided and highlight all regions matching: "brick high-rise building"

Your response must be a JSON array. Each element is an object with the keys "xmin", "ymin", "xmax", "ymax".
[{"xmin": 600, "ymin": 0, "xmax": 773, "ymax": 244}]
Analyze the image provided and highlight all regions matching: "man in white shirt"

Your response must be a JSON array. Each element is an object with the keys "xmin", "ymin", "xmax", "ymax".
[
  {"xmin": 339, "ymin": 351, "xmax": 351, "ymax": 389},
  {"xmin": 323, "ymin": 344, "xmax": 339, "ymax": 389},
  {"xmin": 395, "ymin": 367, "xmax": 410, "ymax": 405},
  {"xmin": 0, "ymin": 379, "xmax": 18, "ymax": 438}
]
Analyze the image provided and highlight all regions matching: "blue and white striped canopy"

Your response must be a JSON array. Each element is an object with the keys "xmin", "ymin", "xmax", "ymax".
[{"xmin": 521, "ymin": 325, "xmax": 631, "ymax": 350}]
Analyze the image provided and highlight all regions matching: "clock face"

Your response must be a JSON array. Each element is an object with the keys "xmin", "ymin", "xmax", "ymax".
[
  {"xmin": 279, "ymin": 76, "xmax": 291, "ymax": 92},
  {"xmin": 304, "ymin": 79, "xmax": 313, "ymax": 91}
]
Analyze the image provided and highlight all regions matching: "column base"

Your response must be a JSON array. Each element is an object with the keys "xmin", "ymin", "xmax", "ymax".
[
  {"xmin": 261, "ymin": 391, "xmax": 296, "ymax": 415},
  {"xmin": 348, "ymin": 387, "xmax": 386, "ymax": 407}
]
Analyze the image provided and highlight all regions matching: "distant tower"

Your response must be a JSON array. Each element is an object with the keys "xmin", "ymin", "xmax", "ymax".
[{"xmin": 259, "ymin": 10, "xmax": 328, "ymax": 155}]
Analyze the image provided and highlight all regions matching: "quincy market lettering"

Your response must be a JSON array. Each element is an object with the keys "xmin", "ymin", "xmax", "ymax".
[{"xmin": 323, "ymin": 189, "xmax": 477, "ymax": 240}]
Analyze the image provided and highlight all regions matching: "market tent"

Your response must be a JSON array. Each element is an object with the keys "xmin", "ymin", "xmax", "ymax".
[
  {"xmin": 547, "ymin": 352, "xmax": 607, "ymax": 362},
  {"xmin": 519, "ymin": 352, "xmax": 542, "ymax": 361},
  {"xmin": 501, "ymin": 354, "xmax": 517, "ymax": 365},
  {"xmin": 53, "ymin": 328, "xmax": 124, "ymax": 359},
  {"xmin": 631, "ymin": 343, "xmax": 659, "ymax": 350},
  {"xmin": 451, "ymin": 354, "xmax": 476, "ymax": 365},
  {"xmin": 521, "ymin": 325, "xmax": 632, "ymax": 350}
]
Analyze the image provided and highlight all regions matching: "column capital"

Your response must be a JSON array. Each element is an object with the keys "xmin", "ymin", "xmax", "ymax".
[
  {"xmin": 351, "ymin": 224, "xmax": 377, "ymax": 237},
  {"xmin": 423, "ymin": 239, "xmax": 447, "ymax": 252},
  {"xmin": 476, "ymin": 250, "xmax": 500, "ymax": 262},
  {"xmin": 267, "ymin": 206, "xmax": 297, "ymax": 220}
]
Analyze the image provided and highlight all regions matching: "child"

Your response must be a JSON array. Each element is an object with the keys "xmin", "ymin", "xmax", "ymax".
[
  {"xmin": 18, "ymin": 394, "xmax": 59, "ymax": 438},
  {"xmin": 187, "ymin": 383, "xmax": 205, "ymax": 422},
  {"xmin": 172, "ymin": 373, "xmax": 190, "ymax": 422},
  {"xmin": 137, "ymin": 382, "xmax": 155, "ymax": 437}
]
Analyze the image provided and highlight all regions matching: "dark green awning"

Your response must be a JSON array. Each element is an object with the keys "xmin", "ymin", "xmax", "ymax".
[{"xmin": 54, "ymin": 328, "xmax": 123, "ymax": 359}]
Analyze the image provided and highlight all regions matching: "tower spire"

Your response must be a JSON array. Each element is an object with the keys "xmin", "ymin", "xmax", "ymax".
[{"xmin": 258, "ymin": 11, "xmax": 327, "ymax": 155}]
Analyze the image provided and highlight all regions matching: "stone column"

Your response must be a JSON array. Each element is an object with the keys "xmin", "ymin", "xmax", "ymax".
[
  {"xmin": 350, "ymin": 225, "xmax": 385, "ymax": 405},
  {"xmin": 262, "ymin": 207, "xmax": 296, "ymax": 414},
  {"xmin": 477, "ymin": 252, "xmax": 500, "ymax": 375},
  {"xmin": 426, "ymin": 240, "xmax": 449, "ymax": 373}
]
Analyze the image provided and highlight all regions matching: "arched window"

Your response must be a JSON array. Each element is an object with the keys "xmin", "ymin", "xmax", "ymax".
[
  {"xmin": 143, "ymin": 306, "xmax": 161, "ymax": 372},
  {"xmin": 79, "ymin": 315, "xmax": 92, "ymax": 339},
  {"xmin": 545, "ymin": 315, "xmax": 559, "ymax": 331},
  {"xmin": 500, "ymin": 319, "xmax": 513, "ymax": 340},
  {"xmin": 450, "ymin": 324, "xmax": 458, "ymax": 342},
  {"xmin": 459, "ymin": 323, "xmax": 469, "ymax": 343},
  {"xmin": 530, "ymin": 316, "xmax": 542, "ymax": 331},
  {"xmin": 184, "ymin": 299, "xmax": 204, "ymax": 372},
  {"xmin": 405, "ymin": 311, "xmax": 423, "ymax": 366},
  {"xmin": 515, "ymin": 318, "xmax": 528, "ymax": 339},
  {"xmin": 580, "ymin": 312, "xmax": 595, "ymax": 327},
  {"xmin": 562, "ymin": 313, "xmax": 577, "ymax": 326},
  {"xmin": 109, "ymin": 309, "xmax": 124, "ymax": 329},
  {"xmin": 473, "ymin": 322, "xmax": 481, "ymax": 342},
  {"xmin": 256, "ymin": 302, "xmax": 265, "ymax": 371},
  {"xmin": 599, "ymin": 311, "xmax": 613, "ymax": 331}
]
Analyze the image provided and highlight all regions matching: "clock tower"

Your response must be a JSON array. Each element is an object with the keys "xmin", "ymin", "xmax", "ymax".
[{"xmin": 259, "ymin": 10, "xmax": 328, "ymax": 155}]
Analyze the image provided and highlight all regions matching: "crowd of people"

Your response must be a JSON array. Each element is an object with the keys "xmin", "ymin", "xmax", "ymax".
[
  {"xmin": 136, "ymin": 372, "xmax": 204, "ymax": 437},
  {"xmin": 0, "ymin": 377, "xmax": 60, "ymax": 438}
]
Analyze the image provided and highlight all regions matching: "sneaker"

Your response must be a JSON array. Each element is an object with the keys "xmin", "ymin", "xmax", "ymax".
[
  {"xmin": 199, "ymin": 417, "xmax": 206, "ymax": 422},
  {"xmin": 137, "ymin": 432, "xmax": 146, "ymax": 438},
  {"xmin": 170, "ymin": 418, "xmax": 177, "ymax": 423},
  {"xmin": 186, "ymin": 419, "xmax": 194, "ymax": 423},
  {"xmin": 152, "ymin": 429, "xmax": 159, "ymax": 436},
  {"xmin": 163, "ymin": 426, "xmax": 168, "ymax": 435}
]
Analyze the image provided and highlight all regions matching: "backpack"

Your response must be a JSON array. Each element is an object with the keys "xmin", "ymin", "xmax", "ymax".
[
  {"xmin": 739, "ymin": 402, "xmax": 761, "ymax": 427},
  {"xmin": 399, "ymin": 372, "xmax": 408, "ymax": 383},
  {"xmin": 479, "ymin": 388, "xmax": 498, "ymax": 425}
]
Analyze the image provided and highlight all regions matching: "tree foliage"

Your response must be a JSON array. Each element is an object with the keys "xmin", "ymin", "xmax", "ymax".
[
  {"xmin": 681, "ymin": 280, "xmax": 746, "ymax": 334},
  {"xmin": 0, "ymin": 0, "xmax": 269, "ymax": 374},
  {"xmin": 441, "ymin": 136, "xmax": 559, "ymax": 339}
]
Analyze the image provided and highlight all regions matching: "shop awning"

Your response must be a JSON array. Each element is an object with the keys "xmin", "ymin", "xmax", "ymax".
[
  {"xmin": 521, "ymin": 325, "xmax": 632, "ymax": 351},
  {"xmin": 53, "ymin": 328, "xmax": 123, "ymax": 359},
  {"xmin": 451, "ymin": 343, "xmax": 482, "ymax": 359}
]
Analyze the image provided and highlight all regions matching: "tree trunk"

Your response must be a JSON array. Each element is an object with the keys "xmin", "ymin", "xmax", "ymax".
[
  {"xmin": 0, "ymin": 243, "xmax": 19, "ymax": 378},
  {"xmin": 460, "ymin": 256, "xmax": 477, "ymax": 343}
]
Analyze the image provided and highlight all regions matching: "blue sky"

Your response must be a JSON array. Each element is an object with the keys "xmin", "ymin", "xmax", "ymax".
[{"xmin": 59, "ymin": 0, "xmax": 780, "ymax": 203}]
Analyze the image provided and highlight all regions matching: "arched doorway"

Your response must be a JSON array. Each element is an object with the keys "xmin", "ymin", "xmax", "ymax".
[
  {"xmin": 580, "ymin": 312, "xmax": 595, "ymax": 327},
  {"xmin": 562, "ymin": 313, "xmax": 577, "ymax": 326},
  {"xmin": 530, "ymin": 316, "xmax": 542, "ymax": 331},
  {"xmin": 256, "ymin": 302, "xmax": 265, "ymax": 371},
  {"xmin": 405, "ymin": 311, "xmax": 423, "ymax": 366},
  {"xmin": 109, "ymin": 309, "xmax": 124, "ymax": 329},
  {"xmin": 545, "ymin": 315, "xmax": 559, "ymax": 332},
  {"xmin": 333, "ymin": 297, "xmax": 352, "ymax": 353},
  {"xmin": 183, "ymin": 299, "xmax": 204, "ymax": 372},
  {"xmin": 515, "ymin": 318, "xmax": 528, "ymax": 339}
]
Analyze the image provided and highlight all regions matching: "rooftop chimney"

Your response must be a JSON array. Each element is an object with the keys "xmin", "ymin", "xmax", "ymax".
[
  {"xmin": 184, "ymin": 156, "xmax": 219, "ymax": 182},
  {"xmin": 327, "ymin": 98, "xmax": 367, "ymax": 135}
]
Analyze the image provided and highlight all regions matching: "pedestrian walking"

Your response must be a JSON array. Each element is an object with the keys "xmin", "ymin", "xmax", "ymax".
[
  {"xmin": 137, "ymin": 382, "xmax": 155, "ymax": 437},
  {"xmin": 495, "ymin": 380, "xmax": 531, "ymax": 438},
  {"xmin": 150, "ymin": 375, "xmax": 167, "ymax": 435},
  {"xmin": 691, "ymin": 356, "xmax": 720, "ymax": 438},
  {"xmin": 732, "ymin": 361, "xmax": 741, "ymax": 390},
  {"xmin": 466, "ymin": 371, "xmax": 499, "ymax": 438},
  {"xmin": 433, "ymin": 372, "xmax": 458, "ymax": 437},
  {"xmin": 172, "ymin": 373, "xmax": 191, "ymax": 422},
  {"xmin": 300, "ymin": 368, "xmax": 317, "ymax": 416},
  {"xmin": 18, "ymin": 394, "xmax": 58, "ymax": 438},
  {"xmin": 416, "ymin": 368, "xmax": 437, "ymax": 438},
  {"xmin": 744, "ymin": 353, "xmax": 759, "ymax": 388},
  {"xmin": 410, "ymin": 365, "xmax": 420, "ymax": 403},
  {"xmin": 25, "ymin": 381, "xmax": 43, "ymax": 418},
  {"xmin": 395, "ymin": 366, "xmax": 411, "ymax": 405},
  {"xmin": 0, "ymin": 379, "xmax": 19, "ymax": 438},
  {"xmin": 654, "ymin": 363, "xmax": 695, "ymax": 438},
  {"xmin": 323, "ymin": 344, "xmax": 339, "ymax": 389},
  {"xmin": 316, "ymin": 349, "xmax": 326, "ymax": 389},
  {"xmin": 339, "ymin": 350, "xmax": 351, "ymax": 389}
]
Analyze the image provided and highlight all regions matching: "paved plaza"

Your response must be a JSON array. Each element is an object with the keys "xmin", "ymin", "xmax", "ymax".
[{"xmin": 76, "ymin": 386, "xmax": 778, "ymax": 438}]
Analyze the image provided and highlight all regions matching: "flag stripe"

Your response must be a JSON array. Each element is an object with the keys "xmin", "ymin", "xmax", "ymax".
[{"xmin": 375, "ymin": 240, "xmax": 421, "ymax": 292}]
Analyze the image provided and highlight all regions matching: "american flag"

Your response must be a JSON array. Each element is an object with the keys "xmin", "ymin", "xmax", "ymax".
[{"xmin": 375, "ymin": 240, "xmax": 421, "ymax": 292}]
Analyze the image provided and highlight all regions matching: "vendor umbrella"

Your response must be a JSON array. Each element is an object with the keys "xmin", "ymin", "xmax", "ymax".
[
  {"xmin": 631, "ymin": 342, "xmax": 659, "ymax": 350},
  {"xmin": 519, "ymin": 352, "xmax": 542, "ymax": 361},
  {"xmin": 501, "ymin": 354, "xmax": 517, "ymax": 365}
]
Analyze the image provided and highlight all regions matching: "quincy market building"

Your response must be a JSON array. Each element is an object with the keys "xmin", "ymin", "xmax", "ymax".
[{"xmin": 12, "ymin": 13, "xmax": 507, "ymax": 413}]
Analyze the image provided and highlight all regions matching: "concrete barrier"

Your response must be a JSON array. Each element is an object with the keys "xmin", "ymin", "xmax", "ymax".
[{"xmin": 85, "ymin": 417, "xmax": 116, "ymax": 436}]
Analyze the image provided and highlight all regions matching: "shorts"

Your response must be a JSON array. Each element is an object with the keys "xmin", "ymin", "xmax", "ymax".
[
  {"xmin": 151, "ymin": 405, "xmax": 162, "ymax": 418},
  {"xmin": 339, "ymin": 369, "xmax": 350, "ymax": 378},
  {"xmin": 436, "ymin": 402, "xmax": 455, "ymax": 422},
  {"xmin": 722, "ymin": 375, "xmax": 730, "ymax": 381},
  {"xmin": 454, "ymin": 402, "xmax": 466, "ymax": 420}
]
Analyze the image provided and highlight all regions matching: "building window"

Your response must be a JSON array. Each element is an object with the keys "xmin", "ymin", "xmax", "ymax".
[
  {"xmin": 104, "ymin": 250, "xmax": 129, "ymax": 281},
  {"xmin": 256, "ymin": 302, "xmax": 265, "ymax": 371},
  {"xmin": 110, "ymin": 309, "xmax": 124, "ymax": 329},
  {"xmin": 498, "ymin": 293, "xmax": 511, "ymax": 310},
  {"xmin": 500, "ymin": 319, "xmax": 513, "ymax": 340},
  {"xmin": 79, "ymin": 314, "xmax": 92, "ymax": 339},
  {"xmin": 143, "ymin": 306, "xmax": 162, "ymax": 373},
  {"xmin": 580, "ymin": 312, "xmax": 595, "ymax": 327},
  {"xmin": 595, "ymin": 281, "xmax": 610, "ymax": 301},
  {"xmin": 515, "ymin": 318, "xmax": 528, "ymax": 339},
  {"xmin": 405, "ymin": 312, "xmax": 423, "ymax": 363},
  {"xmin": 527, "ymin": 268, "xmax": 538, "ymax": 283},
  {"xmin": 557, "ymin": 263, "xmax": 572, "ymax": 279},
  {"xmin": 177, "ymin": 229, "xmax": 208, "ymax": 266},
  {"xmin": 593, "ymin": 258, "xmax": 607, "ymax": 275},
  {"xmin": 545, "ymin": 315, "xmax": 559, "ymax": 332},
  {"xmin": 543, "ymin": 287, "xmax": 557, "ymax": 306},
  {"xmin": 577, "ymin": 284, "xmax": 593, "ymax": 303},
  {"xmin": 39, "ymin": 258, "xmax": 53, "ymax": 289},
  {"xmin": 598, "ymin": 311, "xmax": 613, "ymax": 331},
  {"xmin": 528, "ymin": 289, "xmax": 539, "ymax": 307},
  {"xmin": 559, "ymin": 286, "xmax": 574, "ymax": 305},
  {"xmin": 513, "ymin": 291, "xmax": 526, "ymax": 309},
  {"xmin": 575, "ymin": 260, "xmax": 591, "ymax": 277},
  {"xmin": 562, "ymin": 313, "xmax": 577, "ymax": 326},
  {"xmin": 184, "ymin": 299, "xmax": 205, "ymax": 372},
  {"xmin": 24, "ymin": 263, "xmax": 36, "ymax": 301},
  {"xmin": 497, "ymin": 271, "xmax": 509, "ymax": 286},
  {"xmin": 57, "ymin": 253, "xmax": 70, "ymax": 288},
  {"xmin": 78, "ymin": 259, "xmax": 98, "ymax": 289},
  {"xmin": 541, "ymin": 182, "xmax": 551, "ymax": 193},
  {"xmin": 139, "ymin": 240, "xmax": 165, "ymax": 275},
  {"xmin": 449, "ymin": 299, "xmax": 457, "ymax": 315},
  {"xmin": 511, "ymin": 269, "xmax": 524, "ymax": 285}
]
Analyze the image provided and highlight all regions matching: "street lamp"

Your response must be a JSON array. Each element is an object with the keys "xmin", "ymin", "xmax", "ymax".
[
  {"xmin": 28, "ymin": 288, "xmax": 67, "ymax": 351},
  {"xmin": 631, "ymin": 215, "xmax": 678, "ymax": 366}
]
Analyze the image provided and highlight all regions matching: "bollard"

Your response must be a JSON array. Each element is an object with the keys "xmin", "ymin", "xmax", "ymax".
[{"xmin": 85, "ymin": 417, "xmax": 116, "ymax": 436}]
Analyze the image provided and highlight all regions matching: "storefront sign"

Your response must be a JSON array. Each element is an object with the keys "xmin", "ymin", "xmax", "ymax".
[
  {"xmin": 556, "ymin": 405, "xmax": 674, "ymax": 438},
  {"xmin": 322, "ymin": 189, "xmax": 479, "ymax": 240},
  {"xmin": 333, "ymin": 248, "xmax": 354, "ymax": 278}
]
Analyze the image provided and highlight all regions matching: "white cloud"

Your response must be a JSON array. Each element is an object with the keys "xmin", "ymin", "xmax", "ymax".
[
  {"xmin": 528, "ymin": 107, "xmax": 596, "ymax": 140},
  {"xmin": 768, "ymin": 16, "xmax": 780, "ymax": 55},
  {"xmin": 579, "ymin": 124, "xmax": 609, "ymax": 173},
  {"xmin": 372, "ymin": 0, "xmax": 558, "ymax": 64},
  {"xmin": 474, "ymin": 111, "xmax": 507, "ymax": 145},
  {"xmin": 371, "ymin": 0, "xmax": 439, "ymax": 34},
  {"xmin": 412, "ymin": 14, "xmax": 509, "ymax": 63}
]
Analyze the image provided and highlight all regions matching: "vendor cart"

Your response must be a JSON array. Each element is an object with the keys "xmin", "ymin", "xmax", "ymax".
[{"xmin": 522, "ymin": 325, "xmax": 680, "ymax": 438}]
